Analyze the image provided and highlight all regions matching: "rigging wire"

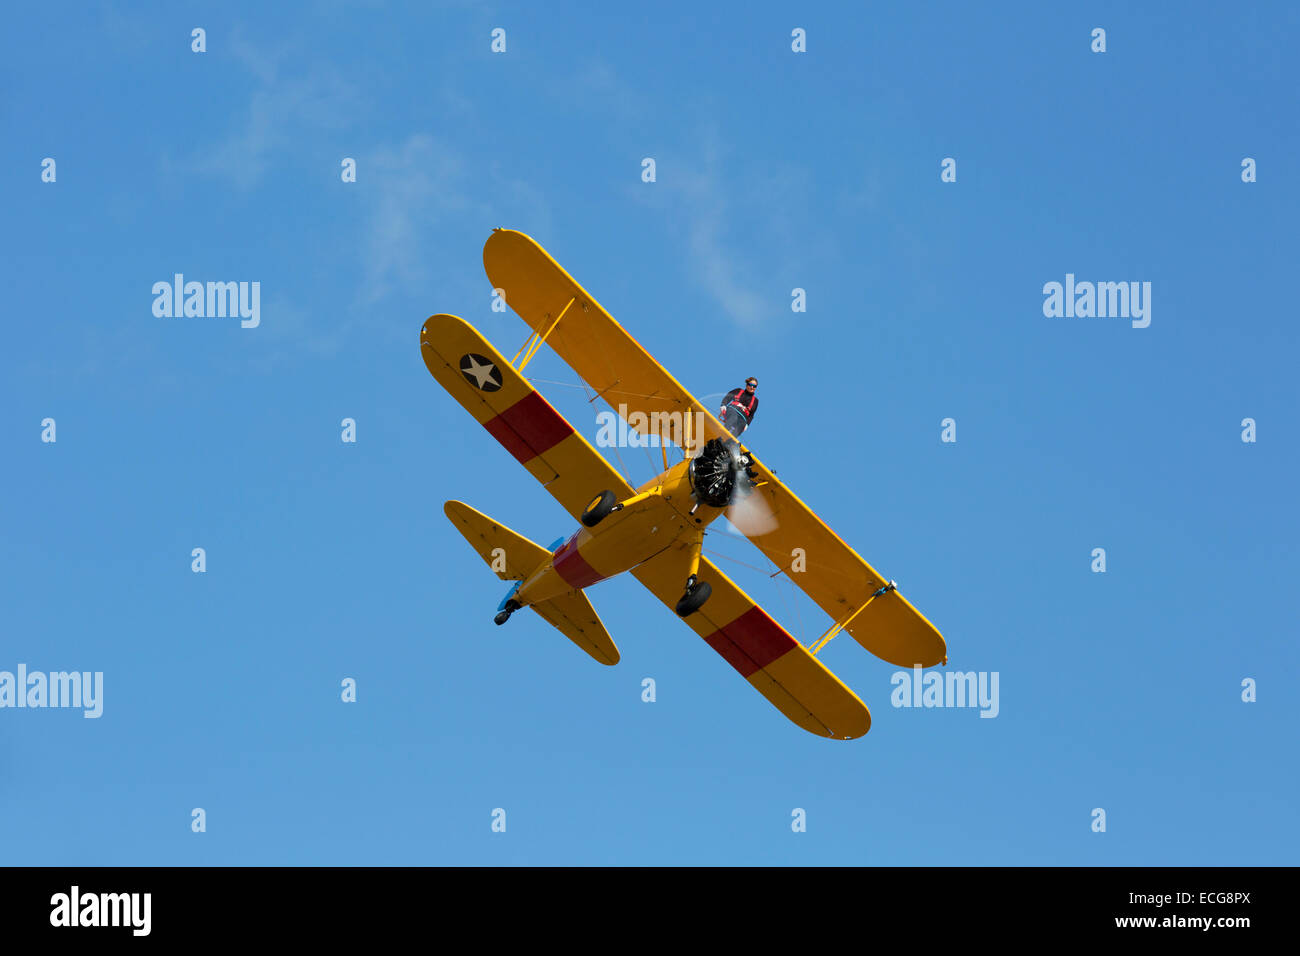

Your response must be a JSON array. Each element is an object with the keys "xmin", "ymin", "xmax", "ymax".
[
  {"xmin": 525, "ymin": 376, "xmax": 592, "ymax": 392},
  {"xmin": 703, "ymin": 547, "xmax": 813, "ymax": 646},
  {"xmin": 526, "ymin": 376, "xmax": 696, "ymax": 405},
  {"xmin": 581, "ymin": 379, "xmax": 634, "ymax": 486},
  {"xmin": 771, "ymin": 564, "xmax": 800, "ymax": 644},
  {"xmin": 700, "ymin": 548, "xmax": 776, "ymax": 576},
  {"xmin": 787, "ymin": 572, "xmax": 808, "ymax": 647}
]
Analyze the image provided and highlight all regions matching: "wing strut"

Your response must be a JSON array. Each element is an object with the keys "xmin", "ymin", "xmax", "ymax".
[
  {"xmin": 513, "ymin": 295, "xmax": 576, "ymax": 372},
  {"xmin": 808, "ymin": 581, "xmax": 896, "ymax": 655}
]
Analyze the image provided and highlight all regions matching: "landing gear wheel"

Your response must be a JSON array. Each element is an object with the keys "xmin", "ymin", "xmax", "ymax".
[
  {"xmin": 494, "ymin": 599, "xmax": 521, "ymax": 626},
  {"xmin": 581, "ymin": 490, "xmax": 619, "ymax": 528},
  {"xmin": 675, "ymin": 579, "xmax": 712, "ymax": 617}
]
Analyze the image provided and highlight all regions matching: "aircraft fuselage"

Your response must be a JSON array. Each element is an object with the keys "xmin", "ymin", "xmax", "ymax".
[{"xmin": 513, "ymin": 457, "xmax": 726, "ymax": 607}]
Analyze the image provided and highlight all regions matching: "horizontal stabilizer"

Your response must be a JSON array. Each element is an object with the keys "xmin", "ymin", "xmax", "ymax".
[
  {"xmin": 444, "ymin": 500, "xmax": 552, "ymax": 580},
  {"xmin": 530, "ymin": 590, "xmax": 620, "ymax": 666},
  {"xmin": 443, "ymin": 500, "xmax": 619, "ymax": 666}
]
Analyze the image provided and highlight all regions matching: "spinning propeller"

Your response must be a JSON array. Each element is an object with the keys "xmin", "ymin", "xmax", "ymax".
[{"xmin": 690, "ymin": 438, "xmax": 779, "ymax": 535}]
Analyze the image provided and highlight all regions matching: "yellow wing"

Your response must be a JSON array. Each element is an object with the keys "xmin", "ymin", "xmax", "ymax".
[
  {"xmin": 632, "ymin": 542, "xmax": 872, "ymax": 740},
  {"xmin": 419, "ymin": 313, "xmax": 634, "ymax": 522},
  {"xmin": 482, "ymin": 229, "xmax": 946, "ymax": 668},
  {"xmin": 730, "ymin": 456, "xmax": 948, "ymax": 668},
  {"xmin": 483, "ymin": 228, "xmax": 734, "ymax": 451}
]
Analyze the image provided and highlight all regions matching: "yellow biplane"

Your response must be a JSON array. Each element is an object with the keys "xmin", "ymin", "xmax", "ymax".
[{"xmin": 420, "ymin": 228, "xmax": 947, "ymax": 739}]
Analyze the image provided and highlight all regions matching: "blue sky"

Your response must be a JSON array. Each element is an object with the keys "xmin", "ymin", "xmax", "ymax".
[{"xmin": 3, "ymin": 1, "xmax": 1297, "ymax": 865}]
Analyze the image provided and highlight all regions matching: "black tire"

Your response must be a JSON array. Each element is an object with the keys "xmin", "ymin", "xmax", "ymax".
[
  {"xmin": 580, "ymin": 490, "xmax": 619, "ymax": 527},
  {"xmin": 675, "ymin": 580, "xmax": 712, "ymax": 617},
  {"xmin": 494, "ymin": 599, "xmax": 520, "ymax": 626}
]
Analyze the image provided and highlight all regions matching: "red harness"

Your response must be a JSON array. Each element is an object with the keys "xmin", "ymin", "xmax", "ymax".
[{"xmin": 728, "ymin": 391, "xmax": 757, "ymax": 419}]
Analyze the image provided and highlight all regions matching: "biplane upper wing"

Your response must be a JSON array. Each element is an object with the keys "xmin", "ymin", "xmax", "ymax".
[
  {"xmin": 419, "ymin": 313, "xmax": 634, "ymax": 522},
  {"xmin": 632, "ymin": 542, "xmax": 871, "ymax": 739},
  {"xmin": 483, "ymin": 228, "xmax": 734, "ymax": 451},
  {"xmin": 483, "ymin": 229, "xmax": 946, "ymax": 669}
]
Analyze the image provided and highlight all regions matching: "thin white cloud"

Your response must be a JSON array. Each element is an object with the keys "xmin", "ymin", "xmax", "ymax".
[
  {"xmin": 686, "ymin": 197, "xmax": 770, "ymax": 327},
  {"xmin": 362, "ymin": 134, "xmax": 481, "ymax": 303},
  {"xmin": 187, "ymin": 33, "xmax": 360, "ymax": 189},
  {"xmin": 640, "ymin": 127, "xmax": 821, "ymax": 330}
]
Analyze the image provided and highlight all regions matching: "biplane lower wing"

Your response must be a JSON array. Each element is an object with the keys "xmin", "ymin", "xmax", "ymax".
[
  {"xmin": 632, "ymin": 544, "xmax": 872, "ymax": 739},
  {"xmin": 420, "ymin": 313, "xmax": 634, "ymax": 522},
  {"xmin": 733, "ymin": 458, "xmax": 949, "ymax": 668}
]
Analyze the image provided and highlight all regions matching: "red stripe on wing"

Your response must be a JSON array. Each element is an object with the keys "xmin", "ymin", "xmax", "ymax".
[
  {"xmin": 703, "ymin": 606, "xmax": 798, "ymax": 678},
  {"xmin": 482, "ymin": 391, "xmax": 574, "ymax": 464}
]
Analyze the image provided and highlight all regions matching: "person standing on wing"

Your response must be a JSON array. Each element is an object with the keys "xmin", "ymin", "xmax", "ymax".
[{"xmin": 719, "ymin": 377, "xmax": 759, "ymax": 439}]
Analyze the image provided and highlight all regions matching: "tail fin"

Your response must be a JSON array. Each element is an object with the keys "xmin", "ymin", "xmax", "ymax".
[{"xmin": 444, "ymin": 501, "xmax": 620, "ymax": 666}]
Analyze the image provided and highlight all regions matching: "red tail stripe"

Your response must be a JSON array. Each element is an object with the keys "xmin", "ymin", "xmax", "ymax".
[{"xmin": 552, "ymin": 538, "xmax": 605, "ymax": 589}]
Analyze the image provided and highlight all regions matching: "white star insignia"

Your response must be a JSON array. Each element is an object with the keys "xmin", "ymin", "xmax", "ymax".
[{"xmin": 461, "ymin": 355, "xmax": 498, "ymax": 389}]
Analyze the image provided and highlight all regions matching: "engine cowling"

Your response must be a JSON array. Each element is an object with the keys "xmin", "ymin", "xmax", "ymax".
[{"xmin": 689, "ymin": 438, "xmax": 741, "ymax": 508}]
